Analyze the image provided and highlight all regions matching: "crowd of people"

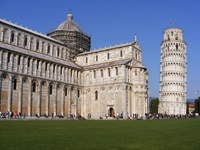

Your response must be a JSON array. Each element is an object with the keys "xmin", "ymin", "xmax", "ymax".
[
  {"xmin": 0, "ymin": 111, "xmax": 199, "ymax": 120},
  {"xmin": 0, "ymin": 111, "xmax": 26, "ymax": 119}
]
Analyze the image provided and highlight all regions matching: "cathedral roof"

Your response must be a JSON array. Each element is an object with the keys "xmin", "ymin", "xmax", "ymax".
[
  {"xmin": 56, "ymin": 13, "xmax": 83, "ymax": 33},
  {"xmin": 82, "ymin": 58, "xmax": 132, "ymax": 70},
  {"xmin": 0, "ymin": 43, "xmax": 82, "ymax": 69}
]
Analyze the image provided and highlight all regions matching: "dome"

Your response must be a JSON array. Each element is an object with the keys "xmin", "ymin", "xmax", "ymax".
[{"xmin": 56, "ymin": 13, "xmax": 83, "ymax": 33}]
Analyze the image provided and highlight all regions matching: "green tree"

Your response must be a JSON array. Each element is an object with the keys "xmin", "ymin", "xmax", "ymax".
[
  {"xmin": 194, "ymin": 97, "xmax": 200, "ymax": 114},
  {"xmin": 186, "ymin": 101, "xmax": 192, "ymax": 114},
  {"xmin": 150, "ymin": 98, "xmax": 159, "ymax": 114}
]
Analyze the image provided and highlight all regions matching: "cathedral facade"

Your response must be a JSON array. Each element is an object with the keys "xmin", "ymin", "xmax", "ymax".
[{"xmin": 0, "ymin": 13, "xmax": 149, "ymax": 119}]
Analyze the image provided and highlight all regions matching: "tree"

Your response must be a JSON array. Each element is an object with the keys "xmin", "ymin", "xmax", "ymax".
[
  {"xmin": 150, "ymin": 98, "xmax": 159, "ymax": 114},
  {"xmin": 186, "ymin": 101, "xmax": 192, "ymax": 114},
  {"xmin": 194, "ymin": 97, "xmax": 200, "ymax": 114}
]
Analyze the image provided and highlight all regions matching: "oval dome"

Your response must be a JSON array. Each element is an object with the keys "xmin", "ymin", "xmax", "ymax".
[{"xmin": 56, "ymin": 13, "xmax": 83, "ymax": 33}]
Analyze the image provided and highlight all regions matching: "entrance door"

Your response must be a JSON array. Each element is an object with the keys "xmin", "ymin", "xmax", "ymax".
[{"xmin": 109, "ymin": 107, "xmax": 115, "ymax": 117}]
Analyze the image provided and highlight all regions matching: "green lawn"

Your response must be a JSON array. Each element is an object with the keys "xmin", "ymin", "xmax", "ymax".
[{"xmin": 0, "ymin": 119, "xmax": 199, "ymax": 150}]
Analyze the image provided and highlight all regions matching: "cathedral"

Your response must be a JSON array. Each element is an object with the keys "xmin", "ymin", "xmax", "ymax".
[{"xmin": 0, "ymin": 13, "xmax": 149, "ymax": 119}]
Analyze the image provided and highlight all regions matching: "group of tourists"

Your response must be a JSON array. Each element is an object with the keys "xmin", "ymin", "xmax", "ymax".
[
  {"xmin": 0, "ymin": 111, "xmax": 25, "ymax": 119},
  {"xmin": 144, "ymin": 113, "xmax": 198, "ymax": 120}
]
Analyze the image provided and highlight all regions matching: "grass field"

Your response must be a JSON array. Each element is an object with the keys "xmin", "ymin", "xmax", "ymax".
[{"xmin": 0, "ymin": 118, "xmax": 200, "ymax": 150}]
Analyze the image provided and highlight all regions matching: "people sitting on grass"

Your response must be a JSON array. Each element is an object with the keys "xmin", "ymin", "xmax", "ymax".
[
  {"xmin": 35, "ymin": 114, "xmax": 39, "ymax": 118},
  {"xmin": 44, "ymin": 114, "xmax": 48, "ymax": 118},
  {"xmin": 58, "ymin": 115, "xmax": 64, "ymax": 118}
]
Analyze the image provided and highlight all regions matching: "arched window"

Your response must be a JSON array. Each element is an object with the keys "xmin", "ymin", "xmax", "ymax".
[
  {"xmin": 7, "ymin": 53, "xmax": 10, "ymax": 62},
  {"xmin": 94, "ymin": 71, "xmax": 96, "ymax": 78},
  {"xmin": 61, "ymin": 66, "xmax": 63, "ymax": 75},
  {"xmin": 96, "ymin": 55, "xmax": 98, "ymax": 61},
  {"xmin": 115, "ymin": 67, "xmax": 118, "ymax": 75},
  {"xmin": 49, "ymin": 85, "xmax": 53, "ymax": 94},
  {"xmin": 175, "ymin": 34, "xmax": 178, "ymax": 40},
  {"xmin": 57, "ymin": 48, "xmax": 60, "ymax": 57},
  {"xmin": 167, "ymin": 35, "xmax": 170, "ymax": 41},
  {"xmin": 65, "ymin": 88, "xmax": 68, "ymax": 96},
  {"xmin": 47, "ymin": 44, "xmax": 50, "ymax": 54},
  {"xmin": 78, "ymin": 89, "xmax": 80, "ymax": 98},
  {"xmin": 3, "ymin": 28, "xmax": 8, "ymax": 42},
  {"xmin": 32, "ymin": 82, "xmax": 36, "ymax": 92},
  {"xmin": 13, "ymin": 79, "xmax": 17, "ymax": 90},
  {"xmin": 24, "ymin": 36, "xmax": 28, "ymax": 47},
  {"xmin": 135, "ymin": 70, "xmax": 137, "ymax": 76},
  {"xmin": 71, "ymin": 69, "xmax": 73, "ymax": 77},
  {"xmin": 10, "ymin": 32, "xmax": 15, "ymax": 43},
  {"xmin": 18, "ymin": 56, "xmax": 21, "ymax": 65},
  {"xmin": 28, "ymin": 58, "xmax": 31, "ymax": 67},
  {"xmin": 176, "ymin": 44, "xmax": 178, "ymax": 51},
  {"xmin": 101, "ymin": 69, "xmax": 103, "ymax": 77},
  {"xmin": 36, "ymin": 40, "xmax": 39, "ymax": 51},
  {"xmin": 120, "ymin": 50, "xmax": 123, "ymax": 57},
  {"xmin": 107, "ymin": 53, "xmax": 110, "ymax": 59},
  {"xmin": 171, "ymin": 31, "xmax": 173, "ymax": 36},
  {"xmin": 95, "ymin": 90, "xmax": 98, "ymax": 100},
  {"xmin": 108, "ymin": 68, "xmax": 110, "ymax": 77},
  {"xmin": 86, "ymin": 57, "xmax": 88, "ymax": 63},
  {"xmin": 53, "ymin": 64, "xmax": 55, "ymax": 73},
  {"xmin": 37, "ymin": 60, "xmax": 39, "ymax": 69}
]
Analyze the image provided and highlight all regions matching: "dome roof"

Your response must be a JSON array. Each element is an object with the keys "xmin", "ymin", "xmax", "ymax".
[{"xmin": 56, "ymin": 13, "xmax": 83, "ymax": 33}]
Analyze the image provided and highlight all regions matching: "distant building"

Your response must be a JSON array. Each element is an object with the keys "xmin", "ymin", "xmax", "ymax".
[
  {"xmin": 159, "ymin": 27, "xmax": 187, "ymax": 115},
  {"xmin": 188, "ymin": 104, "xmax": 195, "ymax": 114},
  {"xmin": 0, "ymin": 13, "xmax": 149, "ymax": 118}
]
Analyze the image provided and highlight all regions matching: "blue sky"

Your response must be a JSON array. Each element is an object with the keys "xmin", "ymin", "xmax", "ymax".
[{"xmin": 0, "ymin": 0, "xmax": 200, "ymax": 99}]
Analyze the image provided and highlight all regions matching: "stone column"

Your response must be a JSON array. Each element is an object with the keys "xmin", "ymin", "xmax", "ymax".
[
  {"xmin": 121, "ymin": 65, "xmax": 126, "ymax": 82},
  {"xmin": 46, "ymin": 62, "xmax": 50, "ymax": 78},
  {"xmin": 9, "ymin": 53, "xmax": 14, "ymax": 71},
  {"xmin": 15, "ymin": 55, "xmax": 19, "ymax": 72},
  {"xmin": 69, "ymin": 86, "xmax": 72, "ymax": 115},
  {"xmin": 63, "ymin": 49, "xmax": 66, "ymax": 60},
  {"xmin": 0, "ymin": 50, "xmax": 2, "ymax": 69},
  {"xmin": 122, "ymin": 85, "xmax": 127, "ymax": 119},
  {"xmin": 46, "ymin": 82, "xmax": 49, "ymax": 116},
  {"xmin": 0, "ymin": 26, "xmax": 3, "ymax": 41},
  {"xmin": 8, "ymin": 75, "xmax": 13, "ymax": 112},
  {"xmin": 27, "ymin": 36, "xmax": 30, "ymax": 49},
  {"xmin": 74, "ymin": 70, "xmax": 77, "ymax": 84},
  {"xmin": 0, "ymin": 72, "xmax": 2, "ymax": 112},
  {"xmin": 24, "ymin": 57, "xmax": 28, "ymax": 74},
  {"xmin": 72, "ymin": 69, "xmax": 75, "ymax": 83},
  {"xmin": 29, "ymin": 58, "xmax": 33, "ymax": 75},
  {"xmin": 39, "ymin": 61, "xmax": 42, "ymax": 77},
  {"xmin": 65, "ymin": 68, "xmax": 68, "ymax": 82},
  {"xmin": 81, "ymin": 89, "xmax": 86, "ymax": 117},
  {"xmin": 62, "ymin": 85, "xmax": 65, "ymax": 116},
  {"xmin": 62, "ymin": 67, "xmax": 64, "ymax": 82},
  {"xmin": 28, "ymin": 79, "xmax": 32, "ymax": 116},
  {"xmin": 57, "ymin": 66, "xmax": 60, "ymax": 81},
  {"xmin": 54, "ymin": 83, "xmax": 58, "ymax": 116},
  {"xmin": 37, "ymin": 80, "xmax": 41, "ymax": 116},
  {"xmin": 18, "ymin": 77, "xmax": 23, "ymax": 114},
  {"xmin": 54, "ymin": 65, "xmax": 57, "ymax": 80},
  {"xmin": 68, "ymin": 68, "xmax": 71, "ymax": 83}
]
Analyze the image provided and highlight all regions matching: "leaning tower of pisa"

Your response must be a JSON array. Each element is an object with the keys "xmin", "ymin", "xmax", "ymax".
[{"xmin": 158, "ymin": 27, "xmax": 187, "ymax": 115}]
